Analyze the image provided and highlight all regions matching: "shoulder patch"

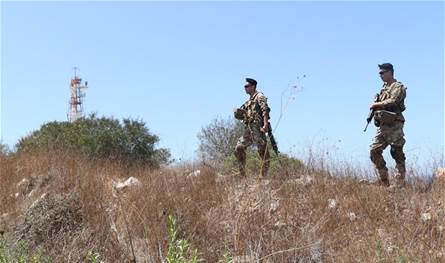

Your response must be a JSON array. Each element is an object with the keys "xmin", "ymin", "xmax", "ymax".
[
  {"xmin": 395, "ymin": 81, "xmax": 404, "ymax": 88},
  {"xmin": 256, "ymin": 92, "xmax": 267, "ymax": 100}
]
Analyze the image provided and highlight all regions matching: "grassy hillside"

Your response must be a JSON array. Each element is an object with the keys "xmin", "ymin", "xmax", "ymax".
[{"xmin": 0, "ymin": 150, "xmax": 444, "ymax": 262}]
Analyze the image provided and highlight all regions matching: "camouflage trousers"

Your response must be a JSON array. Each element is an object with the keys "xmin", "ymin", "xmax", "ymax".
[
  {"xmin": 370, "ymin": 121, "xmax": 406, "ymax": 183},
  {"xmin": 234, "ymin": 123, "xmax": 270, "ymax": 177}
]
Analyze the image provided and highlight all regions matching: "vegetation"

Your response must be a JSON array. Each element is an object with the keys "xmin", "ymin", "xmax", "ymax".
[
  {"xmin": 166, "ymin": 215, "xmax": 199, "ymax": 263},
  {"xmin": 86, "ymin": 251, "xmax": 105, "ymax": 263},
  {"xmin": 197, "ymin": 116, "xmax": 243, "ymax": 167},
  {"xmin": 0, "ymin": 239, "xmax": 49, "ymax": 263},
  {"xmin": 16, "ymin": 114, "xmax": 170, "ymax": 168},
  {"xmin": 221, "ymin": 150, "xmax": 303, "ymax": 177},
  {"xmin": 0, "ymin": 142, "xmax": 11, "ymax": 156},
  {"xmin": 0, "ymin": 115, "xmax": 442, "ymax": 262},
  {"xmin": 1, "ymin": 149, "xmax": 443, "ymax": 262},
  {"xmin": 198, "ymin": 116, "xmax": 303, "ymax": 176}
]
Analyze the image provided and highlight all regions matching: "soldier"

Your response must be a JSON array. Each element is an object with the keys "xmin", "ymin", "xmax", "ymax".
[
  {"xmin": 369, "ymin": 63, "xmax": 407, "ymax": 187},
  {"xmin": 234, "ymin": 78, "xmax": 270, "ymax": 178}
]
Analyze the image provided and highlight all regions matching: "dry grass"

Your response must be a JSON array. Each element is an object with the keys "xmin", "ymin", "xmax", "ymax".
[{"xmin": 0, "ymin": 150, "xmax": 444, "ymax": 262}]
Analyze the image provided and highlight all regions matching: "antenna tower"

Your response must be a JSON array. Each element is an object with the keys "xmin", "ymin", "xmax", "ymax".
[{"xmin": 68, "ymin": 67, "xmax": 88, "ymax": 122}]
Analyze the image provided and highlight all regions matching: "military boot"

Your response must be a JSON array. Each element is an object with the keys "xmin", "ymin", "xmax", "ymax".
[
  {"xmin": 377, "ymin": 168, "xmax": 390, "ymax": 187},
  {"xmin": 235, "ymin": 148, "xmax": 247, "ymax": 177},
  {"xmin": 395, "ymin": 161, "xmax": 406, "ymax": 183},
  {"xmin": 258, "ymin": 147, "xmax": 270, "ymax": 179},
  {"xmin": 238, "ymin": 164, "xmax": 246, "ymax": 177},
  {"xmin": 260, "ymin": 164, "xmax": 268, "ymax": 178}
]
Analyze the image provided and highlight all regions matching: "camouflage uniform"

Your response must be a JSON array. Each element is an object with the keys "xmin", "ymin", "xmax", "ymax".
[
  {"xmin": 370, "ymin": 80, "xmax": 407, "ymax": 184},
  {"xmin": 235, "ymin": 91, "xmax": 270, "ymax": 177}
]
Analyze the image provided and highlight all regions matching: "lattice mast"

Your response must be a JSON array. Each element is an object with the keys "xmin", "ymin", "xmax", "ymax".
[{"xmin": 68, "ymin": 68, "xmax": 88, "ymax": 122}]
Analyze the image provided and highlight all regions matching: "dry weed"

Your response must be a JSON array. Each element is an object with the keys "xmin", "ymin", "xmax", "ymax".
[{"xmin": 0, "ymin": 151, "xmax": 443, "ymax": 262}]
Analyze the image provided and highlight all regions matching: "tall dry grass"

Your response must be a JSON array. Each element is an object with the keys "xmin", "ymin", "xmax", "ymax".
[{"xmin": 0, "ymin": 150, "xmax": 444, "ymax": 262}]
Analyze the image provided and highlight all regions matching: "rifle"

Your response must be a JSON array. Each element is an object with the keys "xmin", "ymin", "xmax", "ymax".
[
  {"xmin": 267, "ymin": 122, "xmax": 279, "ymax": 155},
  {"xmin": 236, "ymin": 104, "xmax": 279, "ymax": 155},
  {"xmin": 363, "ymin": 93, "xmax": 380, "ymax": 132}
]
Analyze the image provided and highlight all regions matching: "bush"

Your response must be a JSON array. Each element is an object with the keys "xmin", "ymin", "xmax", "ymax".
[
  {"xmin": 87, "ymin": 251, "xmax": 105, "ymax": 263},
  {"xmin": 0, "ymin": 238, "xmax": 50, "ymax": 263},
  {"xmin": 0, "ymin": 142, "xmax": 11, "ymax": 156},
  {"xmin": 222, "ymin": 149, "xmax": 303, "ymax": 177},
  {"xmin": 16, "ymin": 114, "xmax": 170, "ymax": 168},
  {"xmin": 197, "ymin": 116, "xmax": 244, "ymax": 167},
  {"xmin": 166, "ymin": 215, "xmax": 199, "ymax": 263},
  {"xmin": 198, "ymin": 116, "xmax": 303, "ymax": 175}
]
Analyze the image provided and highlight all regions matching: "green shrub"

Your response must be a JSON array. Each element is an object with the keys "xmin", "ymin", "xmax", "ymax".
[
  {"xmin": 16, "ymin": 114, "xmax": 170, "ymax": 168},
  {"xmin": 0, "ymin": 238, "xmax": 49, "ymax": 263},
  {"xmin": 166, "ymin": 215, "xmax": 199, "ymax": 263},
  {"xmin": 198, "ymin": 117, "xmax": 303, "ymax": 176},
  {"xmin": 197, "ymin": 116, "xmax": 244, "ymax": 167},
  {"xmin": 375, "ymin": 238, "xmax": 383, "ymax": 261},
  {"xmin": 0, "ymin": 142, "xmax": 11, "ymax": 156},
  {"xmin": 222, "ymin": 148, "xmax": 303, "ymax": 177},
  {"xmin": 87, "ymin": 251, "xmax": 104, "ymax": 263}
]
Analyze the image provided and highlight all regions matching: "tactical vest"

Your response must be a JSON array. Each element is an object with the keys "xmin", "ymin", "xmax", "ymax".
[
  {"xmin": 378, "ymin": 82, "xmax": 406, "ymax": 114},
  {"xmin": 242, "ymin": 92, "xmax": 270, "ymax": 125}
]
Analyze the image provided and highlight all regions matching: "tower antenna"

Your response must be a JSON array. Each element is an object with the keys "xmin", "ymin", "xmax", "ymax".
[{"xmin": 67, "ymin": 67, "xmax": 88, "ymax": 122}]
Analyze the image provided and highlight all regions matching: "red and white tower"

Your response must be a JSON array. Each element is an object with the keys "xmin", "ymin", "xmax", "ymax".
[{"xmin": 68, "ymin": 67, "xmax": 88, "ymax": 122}]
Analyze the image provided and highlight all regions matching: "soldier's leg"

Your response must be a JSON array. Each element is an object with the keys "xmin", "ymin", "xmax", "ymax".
[
  {"xmin": 258, "ymin": 144, "xmax": 270, "ymax": 178},
  {"xmin": 389, "ymin": 123, "xmax": 406, "ymax": 182},
  {"xmin": 251, "ymin": 124, "xmax": 269, "ymax": 178},
  {"xmin": 234, "ymin": 130, "xmax": 253, "ymax": 177},
  {"xmin": 370, "ymin": 130, "xmax": 389, "ymax": 185},
  {"xmin": 234, "ymin": 142, "xmax": 247, "ymax": 177},
  {"xmin": 391, "ymin": 146, "xmax": 406, "ymax": 180}
]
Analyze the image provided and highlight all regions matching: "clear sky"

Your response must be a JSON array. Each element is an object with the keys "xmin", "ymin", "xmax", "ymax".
[{"xmin": 1, "ymin": 1, "xmax": 444, "ymax": 168}]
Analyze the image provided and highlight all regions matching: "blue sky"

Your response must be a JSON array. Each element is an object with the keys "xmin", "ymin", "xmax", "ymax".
[{"xmin": 1, "ymin": 1, "xmax": 444, "ymax": 167}]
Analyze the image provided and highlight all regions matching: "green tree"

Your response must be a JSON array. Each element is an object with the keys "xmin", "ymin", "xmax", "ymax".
[
  {"xmin": 16, "ymin": 114, "xmax": 170, "ymax": 168},
  {"xmin": 198, "ymin": 116, "xmax": 303, "ymax": 176},
  {"xmin": 197, "ymin": 116, "xmax": 243, "ymax": 167},
  {"xmin": 0, "ymin": 141, "xmax": 11, "ymax": 156}
]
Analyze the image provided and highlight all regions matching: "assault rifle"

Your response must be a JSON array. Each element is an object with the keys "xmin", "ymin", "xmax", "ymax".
[
  {"xmin": 363, "ymin": 93, "xmax": 380, "ymax": 132},
  {"xmin": 235, "ymin": 105, "xmax": 279, "ymax": 155},
  {"xmin": 267, "ymin": 122, "xmax": 279, "ymax": 155}
]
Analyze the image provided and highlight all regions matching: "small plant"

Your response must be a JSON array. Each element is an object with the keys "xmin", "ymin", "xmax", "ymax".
[
  {"xmin": 222, "ymin": 149, "xmax": 303, "ymax": 177},
  {"xmin": 87, "ymin": 251, "xmax": 104, "ymax": 263},
  {"xmin": 166, "ymin": 215, "xmax": 199, "ymax": 263},
  {"xmin": 30, "ymin": 247, "xmax": 46, "ymax": 263},
  {"xmin": 396, "ymin": 247, "xmax": 408, "ymax": 263},
  {"xmin": 375, "ymin": 238, "xmax": 383, "ymax": 261},
  {"xmin": 13, "ymin": 240, "xmax": 28, "ymax": 263},
  {"xmin": 0, "ymin": 238, "xmax": 8, "ymax": 263},
  {"xmin": 222, "ymin": 252, "xmax": 233, "ymax": 263},
  {"xmin": 0, "ymin": 238, "xmax": 49, "ymax": 263},
  {"xmin": 0, "ymin": 141, "xmax": 11, "ymax": 156}
]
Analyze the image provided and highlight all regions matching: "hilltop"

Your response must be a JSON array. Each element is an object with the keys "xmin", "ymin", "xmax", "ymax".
[{"xmin": 0, "ymin": 151, "xmax": 444, "ymax": 262}]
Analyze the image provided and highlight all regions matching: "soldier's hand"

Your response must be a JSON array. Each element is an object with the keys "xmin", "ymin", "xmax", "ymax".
[
  {"xmin": 260, "ymin": 123, "xmax": 269, "ymax": 133},
  {"xmin": 370, "ymin": 102, "xmax": 382, "ymax": 109},
  {"xmin": 234, "ymin": 108, "xmax": 246, "ymax": 120}
]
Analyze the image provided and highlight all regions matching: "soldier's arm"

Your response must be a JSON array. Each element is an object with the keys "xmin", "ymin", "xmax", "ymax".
[
  {"xmin": 257, "ymin": 94, "xmax": 270, "ymax": 131},
  {"xmin": 262, "ymin": 111, "xmax": 270, "ymax": 131},
  {"xmin": 379, "ymin": 83, "xmax": 406, "ymax": 109}
]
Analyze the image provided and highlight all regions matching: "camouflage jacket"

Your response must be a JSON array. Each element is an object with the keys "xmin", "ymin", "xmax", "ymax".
[
  {"xmin": 378, "ymin": 80, "xmax": 407, "ymax": 121},
  {"xmin": 241, "ymin": 91, "xmax": 270, "ymax": 125}
]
